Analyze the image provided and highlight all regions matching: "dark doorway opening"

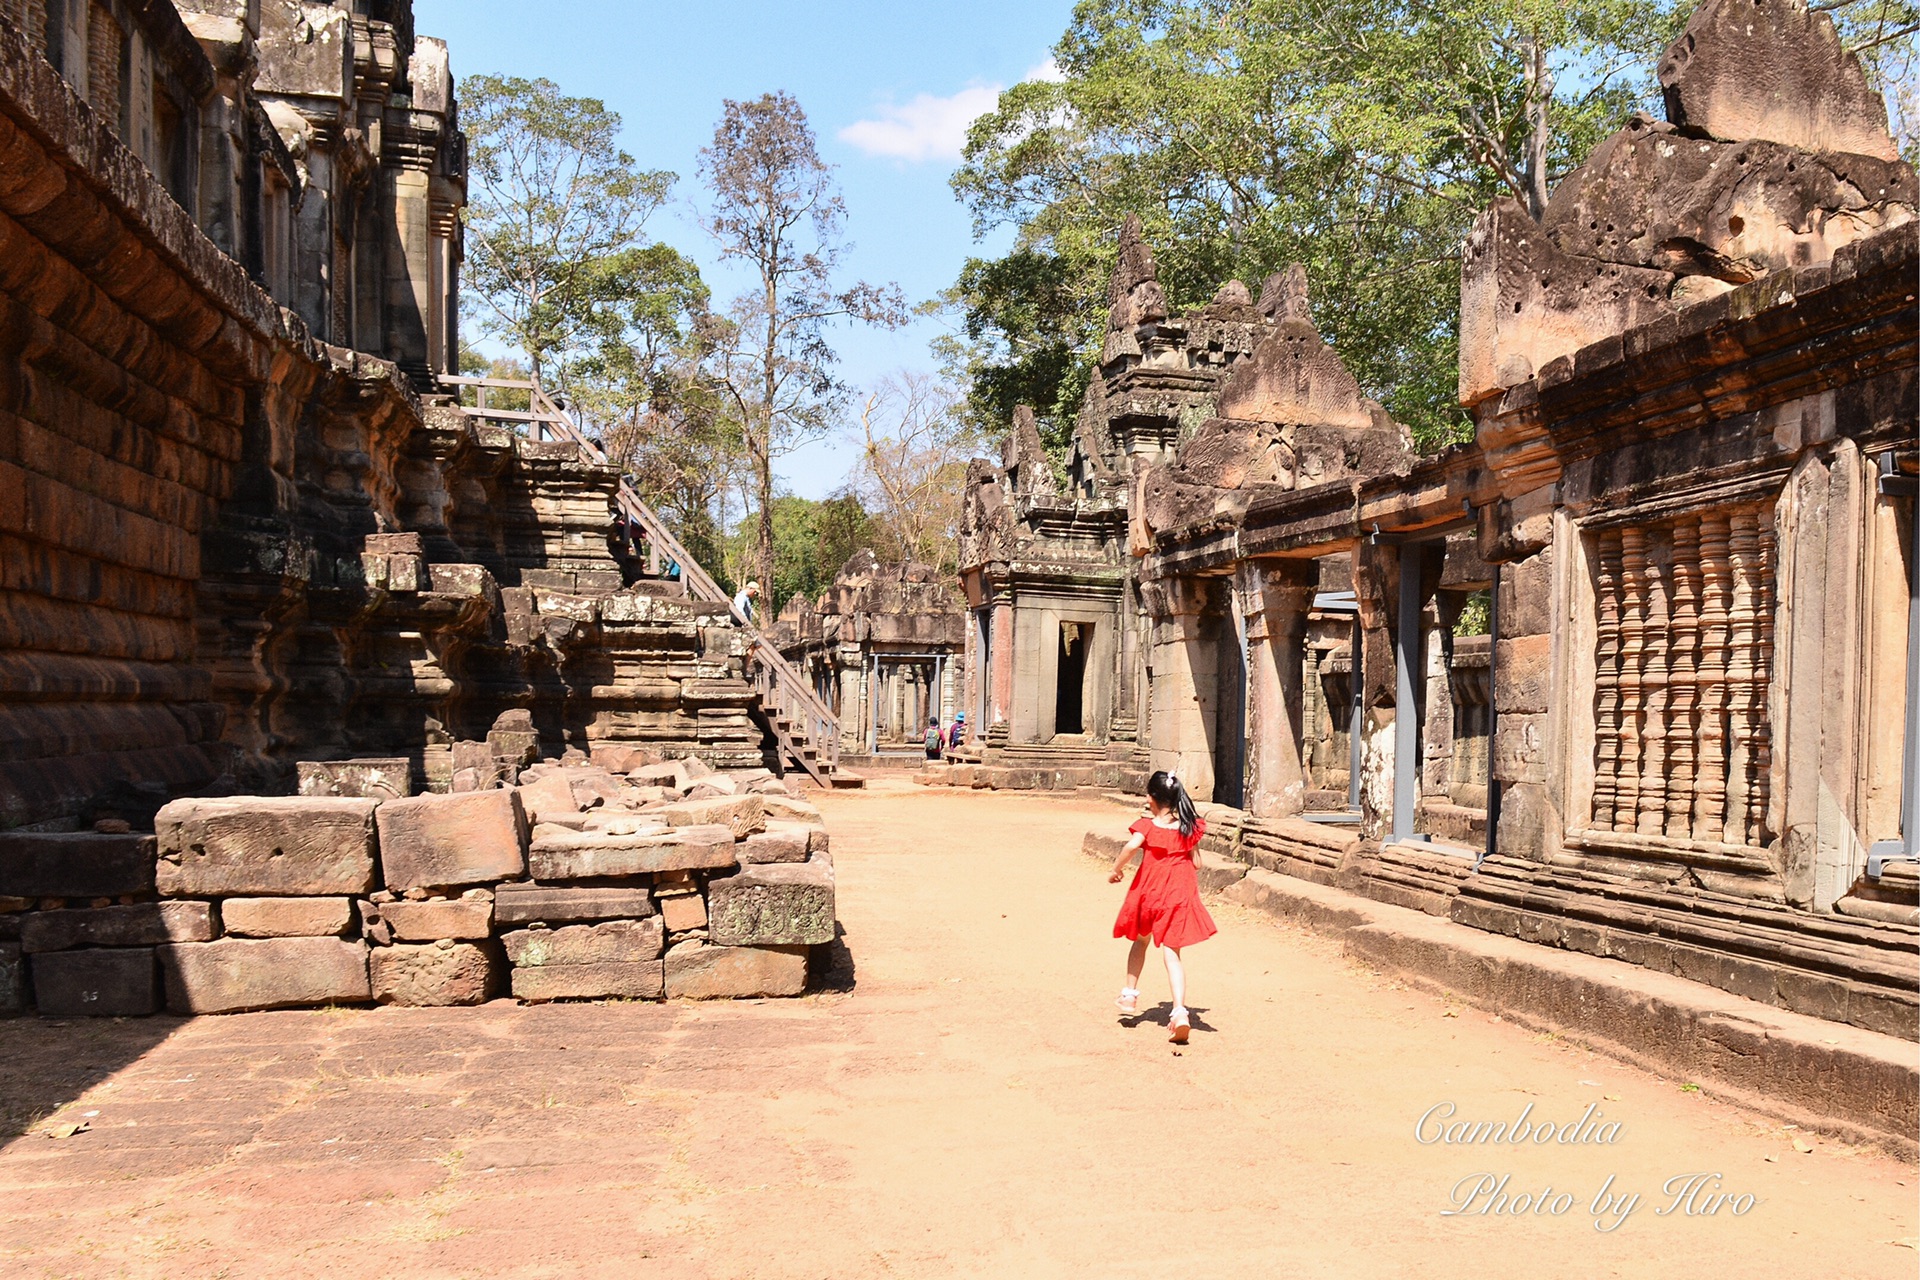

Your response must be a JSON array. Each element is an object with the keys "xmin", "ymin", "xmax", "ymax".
[
  {"xmin": 1212, "ymin": 605, "xmax": 1246, "ymax": 808},
  {"xmin": 1055, "ymin": 622, "xmax": 1089, "ymax": 734}
]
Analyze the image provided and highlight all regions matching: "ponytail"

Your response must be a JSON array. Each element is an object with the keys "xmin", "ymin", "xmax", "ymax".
[{"xmin": 1146, "ymin": 770, "xmax": 1199, "ymax": 838}]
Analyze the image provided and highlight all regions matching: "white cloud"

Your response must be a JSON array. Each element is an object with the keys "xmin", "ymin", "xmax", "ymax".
[
  {"xmin": 839, "ymin": 83, "xmax": 1004, "ymax": 163},
  {"xmin": 1025, "ymin": 58, "xmax": 1065, "ymax": 83}
]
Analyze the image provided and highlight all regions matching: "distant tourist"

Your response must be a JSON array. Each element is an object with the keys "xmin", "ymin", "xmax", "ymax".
[
  {"xmin": 1108, "ymin": 770, "xmax": 1215, "ymax": 1045},
  {"xmin": 731, "ymin": 579, "xmax": 759, "ymax": 626},
  {"xmin": 947, "ymin": 713, "xmax": 966, "ymax": 751},
  {"xmin": 924, "ymin": 717, "xmax": 944, "ymax": 761}
]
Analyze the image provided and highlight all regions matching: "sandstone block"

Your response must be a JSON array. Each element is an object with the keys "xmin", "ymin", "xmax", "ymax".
[
  {"xmin": 762, "ymin": 794, "xmax": 823, "ymax": 824},
  {"xmin": 31, "ymin": 947, "xmax": 159, "ymax": 1016},
  {"xmin": 567, "ymin": 769, "xmax": 626, "ymax": 808},
  {"xmin": 658, "ymin": 892, "xmax": 707, "ymax": 933},
  {"xmin": 1493, "ymin": 634, "xmax": 1554, "ymax": 716},
  {"xmin": 158, "ymin": 937, "xmax": 371, "ymax": 1014},
  {"xmin": 528, "ymin": 826, "xmax": 736, "ymax": 880},
  {"xmin": 664, "ymin": 943, "xmax": 807, "ymax": 999},
  {"xmin": 157, "ymin": 798, "xmax": 377, "ymax": 896},
  {"xmin": 221, "ymin": 897, "xmax": 354, "ymax": 938},
  {"xmin": 493, "ymin": 884, "xmax": 654, "ymax": 926},
  {"xmin": 740, "ymin": 830, "xmax": 809, "ymax": 864},
  {"xmin": 22, "ymin": 902, "xmax": 216, "ymax": 953},
  {"xmin": 659, "ymin": 793, "xmax": 765, "ymax": 837},
  {"xmin": 707, "ymin": 862, "xmax": 835, "ymax": 947},
  {"xmin": 0, "ymin": 942, "xmax": 21, "ymax": 1014},
  {"xmin": 627, "ymin": 762, "xmax": 686, "ymax": 789},
  {"xmin": 511, "ymin": 960, "xmax": 664, "ymax": 1002},
  {"xmin": 501, "ymin": 918, "xmax": 664, "ymax": 967},
  {"xmin": 370, "ymin": 941, "xmax": 496, "ymax": 1007},
  {"xmin": 515, "ymin": 773, "xmax": 579, "ymax": 825},
  {"xmin": 0, "ymin": 832, "xmax": 156, "ymax": 898},
  {"xmin": 379, "ymin": 896, "xmax": 493, "ymax": 941},
  {"xmin": 296, "ymin": 759, "xmax": 411, "ymax": 800},
  {"xmin": 376, "ymin": 789, "xmax": 526, "ymax": 890}
]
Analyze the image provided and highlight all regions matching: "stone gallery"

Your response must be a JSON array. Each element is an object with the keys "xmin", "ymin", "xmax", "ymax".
[
  {"xmin": 773, "ymin": 550, "xmax": 966, "ymax": 759},
  {"xmin": 0, "ymin": 1, "xmax": 839, "ymax": 1013},
  {"xmin": 951, "ymin": 0, "xmax": 1919, "ymax": 1038}
]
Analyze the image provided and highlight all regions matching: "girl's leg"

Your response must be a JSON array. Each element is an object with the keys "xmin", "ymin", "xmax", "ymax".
[
  {"xmin": 1163, "ymin": 946, "xmax": 1186, "ymax": 1012},
  {"xmin": 1125, "ymin": 938, "xmax": 1149, "ymax": 991}
]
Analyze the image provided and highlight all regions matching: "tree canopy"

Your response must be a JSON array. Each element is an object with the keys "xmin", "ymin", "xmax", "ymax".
[
  {"xmin": 462, "ymin": 75, "xmax": 681, "ymax": 383},
  {"xmin": 947, "ymin": 0, "xmax": 1916, "ymax": 455}
]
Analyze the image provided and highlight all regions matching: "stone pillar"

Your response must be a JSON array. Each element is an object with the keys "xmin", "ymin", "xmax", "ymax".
[
  {"xmin": 837, "ymin": 649, "xmax": 864, "ymax": 751},
  {"xmin": 990, "ymin": 601, "xmax": 1014, "ymax": 728},
  {"xmin": 1145, "ymin": 577, "xmax": 1217, "ymax": 802},
  {"xmin": 1242, "ymin": 560, "xmax": 1315, "ymax": 817}
]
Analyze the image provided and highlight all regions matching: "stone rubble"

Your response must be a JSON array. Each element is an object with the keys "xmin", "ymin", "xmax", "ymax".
[{"xmin": 0, "ymin": 756, "xmax": 833, "ymax": 1015}]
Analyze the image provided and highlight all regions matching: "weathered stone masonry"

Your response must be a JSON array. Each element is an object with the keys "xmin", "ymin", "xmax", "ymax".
[
  {"xmin": 0, "ymin": 3, "xmax": 823, "ymax": 1012},
  {"xmin": 971, "ymin": 0, "xmax": 1919, "ymax": 1042}
]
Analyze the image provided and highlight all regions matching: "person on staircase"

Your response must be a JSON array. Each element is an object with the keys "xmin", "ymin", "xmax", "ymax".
[{"xmin": 732, "ymin": 580, "xmax": 760, "ymax": 627}]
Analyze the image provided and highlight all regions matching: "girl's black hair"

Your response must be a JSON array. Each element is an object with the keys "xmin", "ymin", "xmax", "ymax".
[{"xmin": 1146, "ymin": 770, "xmax": 1199, "ymax": 838}]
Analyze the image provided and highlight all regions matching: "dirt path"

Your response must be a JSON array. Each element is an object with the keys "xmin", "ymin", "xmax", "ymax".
[{"xmin": 0, "ymin": 786, "xmax": 1912, "ymax": 1278}]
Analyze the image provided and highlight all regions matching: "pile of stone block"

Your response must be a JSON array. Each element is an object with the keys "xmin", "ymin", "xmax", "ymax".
[{"xmin": 0, "ymin": 757, "xmax": 834, "ymax": 1017}]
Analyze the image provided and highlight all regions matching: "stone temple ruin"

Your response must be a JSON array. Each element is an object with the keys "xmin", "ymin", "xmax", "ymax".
[
  {"xmin": 0, "ymin": 1, "xmax": 842, "ymax": 1013},
  {"xmin": 945, "ymin": 0, "xmax": 1920, "ymax": 1040},
  {"xmin": 773, "ymin": 550, "xmax": 966, "ymax": 761}
]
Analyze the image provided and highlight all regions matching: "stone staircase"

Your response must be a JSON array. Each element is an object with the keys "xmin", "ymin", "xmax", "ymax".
[{"xmin": 440, "ymin": 376, "xmax": 840, "ymax": 784}]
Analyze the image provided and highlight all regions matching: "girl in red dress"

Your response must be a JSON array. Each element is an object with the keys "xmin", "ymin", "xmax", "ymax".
[{"xmin": 1108, "ymin": 770, "xmax": 1216, "ymax": 1043}]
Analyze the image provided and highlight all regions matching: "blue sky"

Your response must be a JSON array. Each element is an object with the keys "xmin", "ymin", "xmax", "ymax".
[{"xmin": 414, "ymin": 0, "xmax": 1078, "ymax": 498}]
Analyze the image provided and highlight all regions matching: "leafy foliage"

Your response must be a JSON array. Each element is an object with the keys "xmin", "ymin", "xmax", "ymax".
[
  {"xmin": 948, "ymin": 0, "xmax": 1694, "ymax": 453},
  {"xmin": 720, "ymin": 494, "xmax": 882, "ymax": 611},
  {"xmin": 698, "ymin": 93, "xmax": 907, "ymax": 596},
  {"xmin": 462, "ymin": 76, "xmax": 677, "ymax": 381}
]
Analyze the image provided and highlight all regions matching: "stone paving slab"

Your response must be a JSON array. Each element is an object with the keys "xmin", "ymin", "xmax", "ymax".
[{"xmin": 0, "ymin": 789, "xmax": 1909, "ymax": 1279}]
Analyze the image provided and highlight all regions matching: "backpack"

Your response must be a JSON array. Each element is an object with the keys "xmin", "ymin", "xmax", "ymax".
[{"xmin": 925, "ymin": 725, "xmax": 942, "ymax": 750}]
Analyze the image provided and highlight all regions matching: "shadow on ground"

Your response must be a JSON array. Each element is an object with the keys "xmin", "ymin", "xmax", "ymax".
[
  {"xmin": 0, "ymin": 1014, "xmax": 185, "ymax": 1145},
  {"xmin": 1121, "ymin": 1003, "xmax": 1215, "ymax": 1036},
  {"xmin": 808, "ymin": 922, "xmax": 857, "ymax": 993}
]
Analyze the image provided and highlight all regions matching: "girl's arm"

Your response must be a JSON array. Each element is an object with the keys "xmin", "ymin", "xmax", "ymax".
[{"xmin": 1108, "ymin": 832, "xmax": 1145, "ymax": 883}]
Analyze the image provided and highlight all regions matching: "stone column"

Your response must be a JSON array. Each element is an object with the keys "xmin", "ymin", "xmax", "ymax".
[
  {"xmin": 1242, "ymin": 560, "xmax": 1315, "ymax": 817},
  {"xmin": 837, "ymin": 648, "xmax": 864, "ymax": 751},
  {"xmin": 1145, "ymin": 577, "xmax": 1217, "ymax": 801},
  {"xmin": 990, "ymin": 600, "xmax": 1014, "ymax": 728}
]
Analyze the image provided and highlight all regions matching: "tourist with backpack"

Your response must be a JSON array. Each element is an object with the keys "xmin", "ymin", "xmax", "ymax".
[{"xmin": 924, "ymin": 717, "xmax": 944, "ymax": 760}]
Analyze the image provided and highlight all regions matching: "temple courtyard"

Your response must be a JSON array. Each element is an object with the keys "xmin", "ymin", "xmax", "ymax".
[{"xmin": 0, "ymin": 785, "xmax": 1912, "ymax": 1279}]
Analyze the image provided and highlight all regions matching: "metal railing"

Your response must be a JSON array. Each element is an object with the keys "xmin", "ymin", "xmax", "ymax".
[{"xmin": 438, "ymin": 374, "xmax": 841, "ymax": 781}]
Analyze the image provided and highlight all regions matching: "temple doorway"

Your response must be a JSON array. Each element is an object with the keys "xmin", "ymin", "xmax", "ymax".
[{"xmin": 1055, "ymin": 622, "xmax": 1089, "ymax": 734}]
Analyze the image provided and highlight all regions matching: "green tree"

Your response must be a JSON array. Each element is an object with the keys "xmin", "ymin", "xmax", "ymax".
[
  {"xmin": 721, "ymin": 493, "xmax": 881, "ymax": 611},
  {"xmin": 462, "ymin": 75, "xmax": 676, "ymax": 384},
  {"xmin": 698, "ymin": 92, "xmax": 907, "ymax": 599},
  {"xmin": 950, "ymin": 0, "xmax": 1691, "ymax": 452}
]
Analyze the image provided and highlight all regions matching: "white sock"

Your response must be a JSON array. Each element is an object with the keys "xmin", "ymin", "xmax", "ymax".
[{"xmin": 1120, "ymin": 987, "xmax": 1138, "ymax": 998}]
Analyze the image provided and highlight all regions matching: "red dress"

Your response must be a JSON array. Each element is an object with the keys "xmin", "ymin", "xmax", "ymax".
[{"xmin": 1112, "ymin": 817, "xmax": 1217, "ymax": 949}]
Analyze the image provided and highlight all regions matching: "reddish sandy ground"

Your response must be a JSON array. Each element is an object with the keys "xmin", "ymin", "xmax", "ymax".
[{"xmin": 0, "ymin": 785, "xmax": 1913, "ymax": 1279}]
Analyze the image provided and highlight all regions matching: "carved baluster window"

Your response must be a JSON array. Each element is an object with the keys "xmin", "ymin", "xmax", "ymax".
[
  {"xmin": 1614, "ymin": 528, "xmax": 1648, "ymax": 831},
  {"xmin": 1693, "ymin": 513, "xmax": 1732, "ymax": 840},
  {"xmin": 1637, "ymin": 539, "xmax": 1671, "ymax": 835},
  {"xmin": 1592, "ymin": 531, "xmax": 1624, "ymax": 830},
  {"xmin": 1747, "ymin": 527, "xmax": 1776, "ymax": 843},
  {"xmin": 1589, "ymin": 505, "xmax": 1774, "ymax": 850},
  {"xmin": 1665, "ymin": 522, "xmax": 1700, "ymax": 839}
]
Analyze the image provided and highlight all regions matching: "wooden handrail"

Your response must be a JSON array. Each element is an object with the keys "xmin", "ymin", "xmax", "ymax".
[{"xmin": 437, "ymin": 374, "xmax": 840, "ymax": 779}]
